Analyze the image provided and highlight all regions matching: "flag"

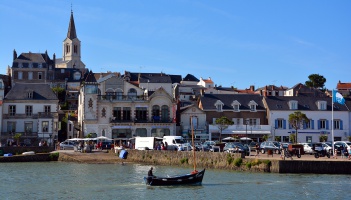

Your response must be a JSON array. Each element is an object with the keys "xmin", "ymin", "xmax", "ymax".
[{"xmin": 332, "ymin": 90, "xmax": 345, "ymax": 105}]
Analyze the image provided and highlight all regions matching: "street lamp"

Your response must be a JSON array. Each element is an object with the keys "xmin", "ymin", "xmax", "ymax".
[
  {"xmin": 49, "ymin": 133, "xmax": 53, "ymax": 147},
  {"xmin": 245, "ymin": 120, "xmax": 249, "ymax": 145}
]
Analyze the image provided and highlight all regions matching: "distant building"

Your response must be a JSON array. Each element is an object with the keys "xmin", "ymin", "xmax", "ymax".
[{"xmin": 336, "ymin": 81, "xmax": 351, "ymax": 97}]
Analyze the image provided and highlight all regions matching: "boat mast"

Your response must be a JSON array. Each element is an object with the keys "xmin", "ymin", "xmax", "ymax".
[{"xmin": 191, "ymin": 117, "xmax": 196, "ymax": 171}]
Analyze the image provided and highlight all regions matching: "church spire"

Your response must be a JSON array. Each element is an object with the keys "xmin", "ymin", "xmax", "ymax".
[{"xmin": 67, "ymin": 11, "xmax": 77, "ymax": 39}]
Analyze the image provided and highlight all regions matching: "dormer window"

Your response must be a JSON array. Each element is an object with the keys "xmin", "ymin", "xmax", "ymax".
[
  {"xmin": 38, "ymin": 63, "xmax": 42, "ymax": 68},
  {"xmin": 317, "ymin": 101, "xmax": 327, "ymax": 110},
  {"xmin": 231, "ymin": 100, "xmax": 241, "ymax": 112},
  {"xmin": 214, "ymin": 100, "xmax": 224, "ymax": 112},
  {"xmin": 289, "ymin": 100, "xmax": 298, "ymax": 110},
  {"xmin": 18, "ymin": 62, "xmax": 23, "ymax": 68},
  {"xmin": 248, "ymin": 100, "xmax": 258, "ymax": 112},
  {"xmin": 29, "ymin": 63, "xmax": 33, "ymax": 68},
  {"xmin": 27, "ymin": 91, "xmax": 33, "ymax": 99}
]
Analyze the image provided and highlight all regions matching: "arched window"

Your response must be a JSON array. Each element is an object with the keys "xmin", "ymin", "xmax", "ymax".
[
  {"xmin": 152, "ymin": 105, "xmax": 160, "ymax": 122},
  {"xmin": 128, "ymin": 88, "xmax": 137, "ymax": 100},
  {"xmin": 161, "ymin": 105, "xmax": 169, "ymax": 122}
]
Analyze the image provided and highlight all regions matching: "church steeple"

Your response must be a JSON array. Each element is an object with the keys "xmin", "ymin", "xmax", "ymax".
[{"xmin": 67, "ymin": 11, "xmax": 77, "ymax": 39}]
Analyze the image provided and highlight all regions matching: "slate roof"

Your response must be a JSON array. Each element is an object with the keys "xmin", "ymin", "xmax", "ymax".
[
  {"xmin": 288, "ymin": 83, "xmax": 326, "ymax": 97},
  {"xmin": 5, "ymin": 83, "xmax": 58, "ymax": 100},
  {"xmin": 264, "ymin": 96, "xmax": 349, "ymax": 111},
  {"xmin": 199, "ymin": 94, "xmax": 265, "ymax": 110},
  {"xmin": 53, "ymin": 68, "xmax": 86, "ymax": 82},
  {"xmin": 123, "ymin": 71, "xmax": 182, "ymax": 84},
  {"xmin": 182, "ymin": 74, "xmax": 199, "ymax": 82},
  {"xmin": 12, "ymin": 52, "xmax": 53, "ymax": 68}
]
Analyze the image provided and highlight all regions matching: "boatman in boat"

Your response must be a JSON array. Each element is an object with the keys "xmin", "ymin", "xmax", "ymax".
[{"xmin": 148, "ymin": 167, "xmax": 155, "ymax": 177}]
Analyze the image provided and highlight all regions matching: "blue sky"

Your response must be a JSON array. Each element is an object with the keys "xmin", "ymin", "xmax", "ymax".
[{"xmin": 1, "ymin": 0, "xmax": 350, "ymax": 90}]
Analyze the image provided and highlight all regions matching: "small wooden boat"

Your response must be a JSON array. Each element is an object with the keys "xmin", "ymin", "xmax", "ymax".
[
  {"xmin": 144, "ymin": 118, "xmax": 205, "ymax": 186},
  {"xmin": 144, "ymin": 169, "xmax": 205, "ymax": 186}
]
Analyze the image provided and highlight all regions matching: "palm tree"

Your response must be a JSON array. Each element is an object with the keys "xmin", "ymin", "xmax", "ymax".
[
  {"xmin": 288, "ymin": 111, "xmax": 309, "ymax": 143},
  {"xmin": 215, "ymin": 116, "xmax": 234, "ymax": 143}
]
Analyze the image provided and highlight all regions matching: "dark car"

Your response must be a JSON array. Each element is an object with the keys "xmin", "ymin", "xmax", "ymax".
[{"xmin": 260, "ymin": 141, "xmax": 280, "ymax": 154}]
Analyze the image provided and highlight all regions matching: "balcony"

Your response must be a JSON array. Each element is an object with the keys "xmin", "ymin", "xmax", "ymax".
[
  {"xmin": 98, "ymin": 95, "xmax": 147, "ymax": 102},
  {"xmin": 110, "ymin": 117, "xmax": 174, "ymax": 124}
]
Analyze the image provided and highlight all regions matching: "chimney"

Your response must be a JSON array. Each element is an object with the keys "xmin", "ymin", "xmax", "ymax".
[{"xmin": 250, "ymin": 85, "xmax": 255, "ymax": 91}]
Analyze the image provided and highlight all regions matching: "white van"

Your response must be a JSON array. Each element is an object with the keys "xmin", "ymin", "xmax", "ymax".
[{"xmin": 163, "ymin": 136, "xmax": 185, "ymax": 150}]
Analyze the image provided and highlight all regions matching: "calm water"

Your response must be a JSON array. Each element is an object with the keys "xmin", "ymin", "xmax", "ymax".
[{"xmin": 0, "ymin": 162, "xmax": 350, "ymax": 200}]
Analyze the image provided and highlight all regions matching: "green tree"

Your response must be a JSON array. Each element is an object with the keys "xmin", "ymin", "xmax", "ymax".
[
  {"xmin": 319, "ymin": 134, "xmax": 328, "ymax": 142},
  {"xmin": 288, "ymin": 111, "xmax": 309, "ymax": 143},
  {"xmin": 305, "ymin": 74, "xmax": 326, "ymax": 89},
  {"xmin": 14, "ymin": 133, "xmax": 22, "ymax": 146},
  {"xmin": 215, "ymin": 116, "xmax": 234, "ymax": 143}
]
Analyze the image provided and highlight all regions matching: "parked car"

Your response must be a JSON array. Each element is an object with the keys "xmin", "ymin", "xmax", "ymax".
[
  {"xmin": 60, "ymin": 140, "xmax": 76, "ymax": 150},
  {"xmin": 334, "ymin": 141, "xmax": 351, "ymax": 156},
  {"xmin": 201, "ymin": 141, "xmax": 216, "ymax": 151},
  {"xmin": 248, "ymin": 142, "xmax": 260, "ymax": 152},
  {"xmin": 298, "ymin": 143, "xmax": 314, "ymax": 154},
  {"xmin": 321, "ymin": 142, "xmax": 333, "ymax": 154},
  {"xmin": 260, "ymin": 141, "xmax": 280, "ymax": 154},
  {"xmin": 223, "ymin": 142, "xmax": 244, "ymax": 153}
]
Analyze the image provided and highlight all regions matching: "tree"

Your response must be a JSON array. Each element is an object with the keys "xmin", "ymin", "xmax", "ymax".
[
  {"xmin": 288, "ymin": 111, "xmax": 309, "ymax": 143},
  {"xmin": 305, "ymin": 74, "xmax": 326, "ymax": 89},
  {"xmin": 14, "ymin": 133, "xmax": 22, "ymax": 146},
  {"xmin": 215, "ymin": 116, "xmax": 234, "ymax": 143}
]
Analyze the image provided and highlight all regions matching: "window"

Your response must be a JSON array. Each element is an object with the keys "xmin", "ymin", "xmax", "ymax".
[
  {"xmin": 306, "ymin": 136, "xmax": 312, "ymax": 143},
  {"xmin": 66, "ymin": 44, "xmax": 70, "ymax": 54},
  {"xmin": 38, "ymin": 72, "xmax": 42, "ymax": 80},
  {"xmin": 44, "ymin": 106, "xmax": 51, "ymax": 113},
  {"xmin": 214, "ymin": 100, "xmax": 223, "ymax": 112},
  {"xmin": 42, "ymin": 121, "xmax": 49, "ymax": 132},
  {"xmin": 289, "ymin": 100, "xmax": 298, "ymax": 110},
  {"xmin": 334, "ymin": 120, "xmax": 343, "ymax": 130},
  {"xmin": 74, "ymin": 45, "xmax": 78, "ymax": 54},
  {"xmin": 25, "ymin": 122, "xmax": 33, "ymax": 133},
  {"xmin": 73, "ymin": 72, "xmax": 81, "ymax": 80},
  {"xmin": 18, "ymin": 71, "xmax": 23, "ymax": 80},
  {"xmin": 161, "ymin": 105, "xmax": 169, "ymax": 122},
  {"xmin": 113, "ymin": 107, "xmax": 122, "ymax": 121},
  {"xmin": 25, "ymin": 105, "xmax": 33, "ymax": 117},
  {"xmin": 275, "ymin": 119, "xmax": 286, "ymax": 129},
  {"xmin": 249, "ymin": 118, "xmax": 258, "ymax": 126},
  {"xmin": 283, "ymin": 136, "xmax": 290, "ymax": 142},
  {"xmin": 152, "ymin": 105, "xmax": 160, "ymax": 121},
  {"xmin": 248, "ymin": 100, "xmax": 257, "ymax": 112},
  {"xmin": 127, "ymin": 88, "xmax": 137, "ymax": 100},
  {"xmin": 27, "ymin": 92, "xmax": 33, "ymax": 99},
  {"xmin": 317, "ymin": 101, "xmax": 327, "ymax": 110},
  {"xmin": 318, "ymin": 119, "xmax": 328, "ymax": 129},
  {"xmin": 233, "ymin": 104, "xmax": 239, "ymax": 111},
  {"xmin": 9, "ymin": 105, "xmax": 16, "ymax": 116},
  {"xmin": 123, "ymin": 107, "xmax": 131, "ymax": 121},
  {"xmin": 231, "ymin": 100, "xmax": 240, "ymax": 112},
  {"xmin": 7, "ymin": 122, "xmax": 16, "ymax": 133},
  {"xmin": 135, "ymin": 107, "xmax": 147, "ymax": 121},
  {"xmin": 303, "ymin": 119, "xmax": 313, "ymax": 129},
  {"xmin": 116, "ymin": 91, "xmax": 123, "ymax": 100}
]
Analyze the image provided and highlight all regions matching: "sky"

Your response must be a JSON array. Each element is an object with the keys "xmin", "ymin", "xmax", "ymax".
[{"xmin": 1, "ymin": 0, "xmax": 350, "ymax": 90}]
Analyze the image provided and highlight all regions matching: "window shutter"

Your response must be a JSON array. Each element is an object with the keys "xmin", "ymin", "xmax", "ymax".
[
  {"xmin": 326, "ymin": 120, "xmax": 329, "ymax": 130},
  {"xmin": 303, "ymin": 122, "xmax": 306, "ymax": 129},
  {"xmin": 311, "ymin": 120, "xmax": 314, "ymax": 129},
  {"xmin": 318, "ymin": 120, "xmax": 320, "ymax": 129},
  {"xmin": 275, "ymin": 119, "xmax": 278, "ymax": 129},
  {"xmin": 288, "ymin": 123, "xmax": 292, "ymax": 129},
  {"xmin": 340, "ymin": 120, "xmax": 343, "ymax": 130},
  {"xmin": 283, "ymin": 120, "xmax": 286, "ymax": 129}
]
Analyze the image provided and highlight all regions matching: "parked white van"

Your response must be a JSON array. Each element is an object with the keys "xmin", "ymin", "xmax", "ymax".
[{"xmin": 163, "ymin": 136, "xmax": 185, "ymax": 150}]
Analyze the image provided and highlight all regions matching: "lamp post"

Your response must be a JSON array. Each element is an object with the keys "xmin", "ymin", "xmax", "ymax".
[
  {"xmin": 49, "ymin": 133, "xmax": 52, "ymax": 147},
  {"xmin": 245, "ymin": 120, "xmax": 248, "ymax": 145}
]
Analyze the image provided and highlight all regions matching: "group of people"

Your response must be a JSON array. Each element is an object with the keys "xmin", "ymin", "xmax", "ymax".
[
  {"xmin": 333, "ymin": 146, "xmax": 351, "ymax": 160},
  {"xmin": 38, "ymin": 140, "xmax": 48, "ymax": 147},
  {"xmin": 155, "ymin": 142, "xmax": 168, "ymax": 150}
]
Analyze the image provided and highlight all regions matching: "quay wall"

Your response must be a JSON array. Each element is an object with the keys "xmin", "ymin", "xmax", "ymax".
[{"xmin": 113, "ymin": 150, "xmax": 351, "ymax": 174}]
